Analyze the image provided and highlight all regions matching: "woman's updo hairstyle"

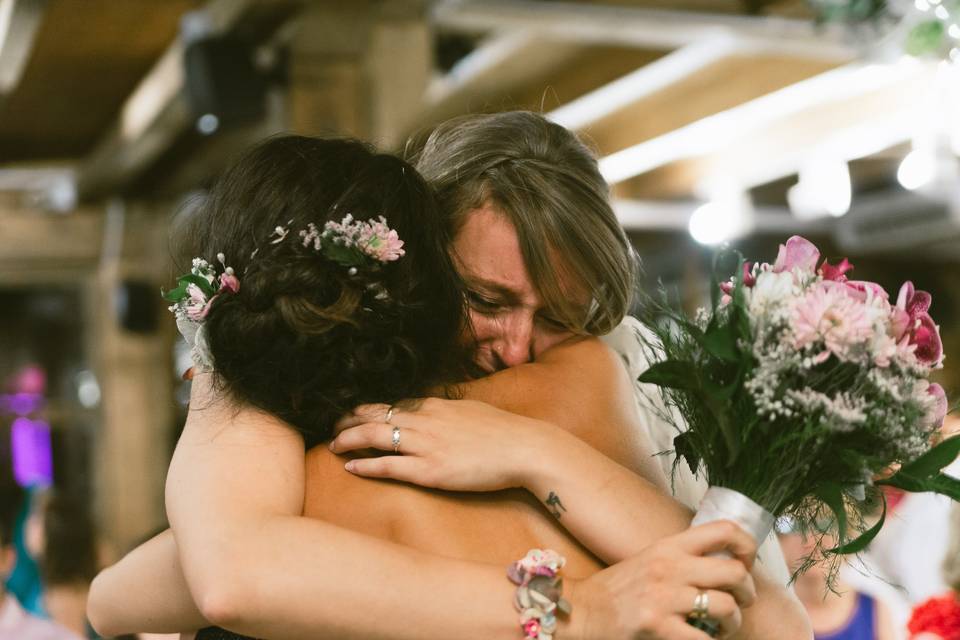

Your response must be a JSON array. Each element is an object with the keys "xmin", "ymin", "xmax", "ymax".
[{"xmin": 179, "ymin": 135, "xmax": 466, "ymax": 446}]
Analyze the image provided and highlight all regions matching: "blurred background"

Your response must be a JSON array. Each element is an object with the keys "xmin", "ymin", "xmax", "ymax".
[{"xmin": 0, "ymin": 0, "xmax": 958, "ymax": 637}]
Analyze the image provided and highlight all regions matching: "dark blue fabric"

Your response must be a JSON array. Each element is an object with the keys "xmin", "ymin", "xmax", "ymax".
[{"xmin": 815, "ymin": 592, "xmax": 877, "ymax": 640}]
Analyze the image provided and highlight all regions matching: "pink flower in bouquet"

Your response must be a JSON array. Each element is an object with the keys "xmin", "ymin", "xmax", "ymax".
[
  {"xmin": 773, "ymin": 236, "xmax": 820, "ymax": 274},
  {"xmin": 842, "ymin": 280, "xmax": 889, "ymax": 303},
  {"xmin": 895, "ymin": 282, "xmax": 944, "ymax": 367},
  {"xmin": 792, "ymin": 281, "xmax": 875, "ymax": 360},
  {"xmin": 743, "ymin": 262, "xmax": 757, "ymax": 287},
  {"xmin": 720, "ymin": 262, "xmax": 756, "ymax": 297},
  {"xmin": 719, "ymin": 263, "xmax": 752, "ymax": 304},
  {"xmin": 819, "ymin": 258, "xmax": 854, "ymax": 282}
]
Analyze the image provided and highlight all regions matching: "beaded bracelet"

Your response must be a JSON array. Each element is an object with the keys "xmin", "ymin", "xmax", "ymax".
[{"xmin": 507, "ymin": 549, "xmax": 572, "ymax": 640}]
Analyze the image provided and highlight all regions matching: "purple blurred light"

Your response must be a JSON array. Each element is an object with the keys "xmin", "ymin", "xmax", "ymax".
[
  {"xmin": 10, "ymin": 417, "xmax": 53, "ymax": 487},
  {"xmin": 0, "ymin": 392, "xmax": 44, "ymax": 416}
]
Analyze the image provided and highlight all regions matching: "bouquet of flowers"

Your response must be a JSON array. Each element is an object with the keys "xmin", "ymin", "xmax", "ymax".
[{"xmin": 637, "ymin": 236, "xmax": 958, "ymax": 574}]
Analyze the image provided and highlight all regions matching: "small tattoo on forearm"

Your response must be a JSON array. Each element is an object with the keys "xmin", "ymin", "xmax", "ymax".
[{"xmin": 545, "ymin": 491, "xmax": 567, "ymax": 519}]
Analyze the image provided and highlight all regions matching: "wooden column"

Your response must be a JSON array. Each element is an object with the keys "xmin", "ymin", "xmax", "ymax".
[
  {"xmin": 91, "ymin": 200, "xmax": 176, "ymax": 557},
  {"xmin": 286, "ymin": 1, "xmax": 431, "ymax": 149}
]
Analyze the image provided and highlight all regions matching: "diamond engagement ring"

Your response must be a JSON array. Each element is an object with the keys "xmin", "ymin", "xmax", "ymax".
[{"xmin": 392, "ymin": 425, "xmax": 401, "ymax": 453}]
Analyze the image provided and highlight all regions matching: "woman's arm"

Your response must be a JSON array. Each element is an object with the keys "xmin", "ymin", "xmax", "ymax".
[
  {"xmin": 90, "ymin": 508, "xmax": 758, "ymax": 640},
  {"xmin": 333, "ymin": 337, "xmax": 812, "ymax": 640},
  {"xmin": 88, "ymin": 530, "xmax": 206, "ymax": 636},
  {"xmin": 155, "ymin": 372, "xmax": 753, "ymax": 640}
]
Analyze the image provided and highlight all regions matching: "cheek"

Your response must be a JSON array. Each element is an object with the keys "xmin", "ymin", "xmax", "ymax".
[{"xmin": 464, "ymin": 311, "xmax": 503, "ymax": 342}]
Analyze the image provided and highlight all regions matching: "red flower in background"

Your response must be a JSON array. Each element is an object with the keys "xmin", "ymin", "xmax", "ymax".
[{"xmin": 909, "ymin": 593, "xmax": 960, "ymax": 640}]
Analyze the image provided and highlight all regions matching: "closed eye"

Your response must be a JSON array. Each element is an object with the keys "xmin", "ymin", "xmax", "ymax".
[{"xmin": 466, "ymin": 290, "xmax": 505, "ymax": 314}]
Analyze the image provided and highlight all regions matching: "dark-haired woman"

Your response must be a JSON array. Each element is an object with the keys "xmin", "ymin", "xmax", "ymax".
[{"xmin": 88, "ymin": 135, "xmax": 805, "ymax": 640}]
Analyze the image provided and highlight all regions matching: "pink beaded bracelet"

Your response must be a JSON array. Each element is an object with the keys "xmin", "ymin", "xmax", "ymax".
[{"xmin": 507, "ymin": 549, "xmax": 573, "ymax": 640}]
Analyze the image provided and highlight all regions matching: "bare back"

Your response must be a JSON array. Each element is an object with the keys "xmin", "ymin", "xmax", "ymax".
[
  {"xmin": 303, "ymin": 449, "xmax": 604, "ymax": 578},
  {"xmin": 302, "ymin": 338, "xmax": 664, "ymax": 579}
]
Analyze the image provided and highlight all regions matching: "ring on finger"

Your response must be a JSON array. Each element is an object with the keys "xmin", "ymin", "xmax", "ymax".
[
  {"xmin": 392, "ymin": 425, "xmax": 401, "ymax": 453},
  {"xmin": 385, "ymin": 405, "xmax": 395, "ymax": 424},
  {"xmin": 691, "ymin": 591, "xmax": 709, "ymax": 620}
]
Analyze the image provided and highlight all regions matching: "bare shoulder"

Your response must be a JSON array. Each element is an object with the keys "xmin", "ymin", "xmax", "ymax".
[
  {"xmin": 463, "ymin": 337, "xmax": 631, "ymax": 410},
  {"xmin": 462, "ymin": 337, "xmax": 663, "ymax": 484}
]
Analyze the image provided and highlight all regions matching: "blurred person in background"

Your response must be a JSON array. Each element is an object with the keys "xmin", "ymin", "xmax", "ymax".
[
  {"xmin": 906, "ymin": 503, "xmax": 960, "ymax": 640},
  {"xmin": 838, "ymin": 412, "xmax": 960, "ymax": 638},
  {"xmin": 1, "ymin": 480, "xmax": 82, "ymax": 640},
  {"xmin": 778, "ymin": 517, "xmax": 899, "ymax": 640},
  {"xmin": 24, "ymin": 491, "xmax": 99, "ymax": 638},
  {"xmin": 904, "ymin": 416, "xmax": 960, "ymax": 640}
]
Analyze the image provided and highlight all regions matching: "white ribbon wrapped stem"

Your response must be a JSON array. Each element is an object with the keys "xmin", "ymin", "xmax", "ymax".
[
  {"xmin": 688, "ymin": 487, "xmax": 775, "ymax": 637},
  {"xmin": 691, "ymin": 486, "xmax": 775, "ymax": 551}
]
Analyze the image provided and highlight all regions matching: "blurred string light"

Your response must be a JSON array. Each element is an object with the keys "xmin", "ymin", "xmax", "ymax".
[
  {"xmin": 196, "ymin": 113, "xmax": 220, "ymax": 135},
  {"xmin": 787, "ymin": 158, "xmax": 852, "ymax": 219},
  {"xmin": 688, "ymin": 189, "xmax": 754, "ymax": 245},
  {"xmin": 898, "ymin": 148, "xmax": 938, "ymax": 189},
  {"xmin": 74, "ymin": 370, "xmax": 101, "ymax": 409}
]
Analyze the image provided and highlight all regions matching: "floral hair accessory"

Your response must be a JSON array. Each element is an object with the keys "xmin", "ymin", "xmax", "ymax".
[
  {"xmin": 163, "ymin": 254, "xmax": 239, "ymax": 372},
  {"xmin": 507, "ymin": 549, "xmax": 571, "ymax": 640},
  {"xmin": 299, "ymin": 214, "xmax": 405, "ymax": 271}
]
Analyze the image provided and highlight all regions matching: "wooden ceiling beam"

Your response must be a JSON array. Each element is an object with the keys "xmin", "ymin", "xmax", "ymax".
[
  {"xmin": 613, "ymin": 197, "xmax": 830, "ymax": 233},
  {"xmin": 431, "ymin": 0, "xmax": 853, "ymax": 59},
  {"xmin": 549, "ymin": 39, "xmax": 841, "ymax": 151},
  {"xmin": 76, "ymin": 0, "xmax": 302, "ymax": 202},
  {"xmin": 404, "ymin": 31, "xmax": 592, "ymax": 136},
  {"xmin": 601, "ymin": 60, "xmax": 934, "ymax": 198},
  {"xmin": 0, "ymin": 206, "xmax": 102, "ymax": 281},
  {"xmin": 0, "ymin": 0, "xmax": 48, "ymax": 95}
]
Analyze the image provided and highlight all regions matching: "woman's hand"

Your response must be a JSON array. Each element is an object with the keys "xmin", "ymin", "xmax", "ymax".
[
  {"xmin": 573, "ymin": 521, "xmax": 759, "ymax": 640},
  {"xmin": 330, "ymin": 398, "xmax": 569, "ymax": 492}
]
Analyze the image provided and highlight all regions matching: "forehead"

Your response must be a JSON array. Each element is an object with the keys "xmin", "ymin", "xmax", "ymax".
[{"xmin": 451, "ymin": 203, "xmax": 538, "ymax": 303}]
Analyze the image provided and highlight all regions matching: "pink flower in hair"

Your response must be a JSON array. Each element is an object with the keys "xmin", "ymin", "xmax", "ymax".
[
  {"xmin": 183, "ymin": 283, "xmax": 211, "ymax": 321},
  {"xmin": 219, "ymin": 272, "xmax": 240, "ymax": 294},
  {"xmin": 358, "ymin": 217, "xmax": 405, "ymax": 263},
  {"xmin": 773, "ymin": 236, "xmax": 820, "ymax": 275}
]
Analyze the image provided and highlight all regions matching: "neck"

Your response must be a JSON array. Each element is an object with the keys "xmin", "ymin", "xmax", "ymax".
[{"xmin": 793, "ymin": 571, "xmax": 842, "ymax": 608}]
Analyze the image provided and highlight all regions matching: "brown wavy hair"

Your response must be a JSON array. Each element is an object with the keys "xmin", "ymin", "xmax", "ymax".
[
  {"xmin": 407, "ymin": 111, "xmax": 638, "ymax": 335},
  {"xmin": 177, "ymin": 136, "xmax": 467, "ymax": 446}
]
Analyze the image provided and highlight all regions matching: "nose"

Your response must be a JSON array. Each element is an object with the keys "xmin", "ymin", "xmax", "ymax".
[{"xmin": 495, "ymin": 314, "xmax": 535, "ymax": 368}]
